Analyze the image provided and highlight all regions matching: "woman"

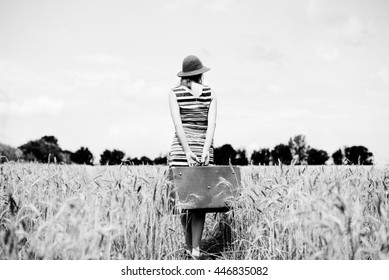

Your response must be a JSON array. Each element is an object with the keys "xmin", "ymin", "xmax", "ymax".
[{"xmin": 168, "ymin": 55, "xmax": 217, "ymax": 259}]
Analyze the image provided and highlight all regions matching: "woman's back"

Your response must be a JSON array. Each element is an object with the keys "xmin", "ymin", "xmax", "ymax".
[
  {"xmin": 169, "ymin": 84, "xmax": 214, "ymax": 167},
  {"xmin": 172, "ymin": 84, "xmax": 212, "ymax": 128}
]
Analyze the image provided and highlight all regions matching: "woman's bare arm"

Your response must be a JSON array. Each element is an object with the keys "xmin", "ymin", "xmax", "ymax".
[
  {"xmin": 169, "ymin": 90, "xmax": 199, "ymax": 165},
  {"xmin": 202, "ymin": 90, "xmax": 217, "ymax": 163}
]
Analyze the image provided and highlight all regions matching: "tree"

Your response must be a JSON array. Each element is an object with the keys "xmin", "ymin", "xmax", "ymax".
[
  {"xmin": 125, "ymin": 156, "xmax": 155, "ymax": 165},
  {"xmin": 111, "ymin": 150, "xmax": 125, "ymax": 165},
  {"xmin": 235, "ymin": 149, "xmax": 248, "ymax": 165},
  {"xmin": 19, "ymin": 135, "xmax": 63, "ymax": 163},
  {"xmin": 345, "ymin": 146, "xmax": 373, "ymax": 165},
  {"xmin": 307, "ymin": 148, "xmax": 329, "ymax": 165},
  {"xmin": 271, "ymin": 144, "xmax": 292, "ymax": 165},
  {"xmin": 251, "ymin": 148, "xmax": 271, "ymax": 165},
  {"xmin": 61, "ymin": 150, "xmax": 73, "ymax": 164},
  {"xmin": 0, "ymin": 143, "xmax": 23, "ymax": 163},
  {"xmin": 153, "ymin": 155, "xmax": 168, "ymax": 165},
  {"xmin": 100, "ymin": 149, "xmax": 125, "ymax": 165},
  {"xmin": 140, "ymin": 156, "xmax": 153, "ymax": 165},
  {"xmin": 214, "ymin": 144, "xmax": 236, "ymax": 165},
  {"xmin": 100, "ymin": 150, "xmax": 111, "ymax": 165},
  {"xmin": 332, "ymin": 149, "xmax": 343, "ymax": 165},
  {"xmin": 71, "ymin": 147, "xmax": 94, "ymax": 165},
  {"xmin": 127, "ymin": 157, "xmax": 141, "ymax": 165},
  {"xmin": 41, "ymin": 136, "xmax": 58, "ymax": 145},
  {"xmin": 288, "ymin": 134, "xmax": 308, "ymax": 164}
]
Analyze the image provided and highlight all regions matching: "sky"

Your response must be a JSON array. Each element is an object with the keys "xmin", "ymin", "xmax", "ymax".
[{"xmin": 0, "ymin": 0, "xmax": 388, "ymax": 165}]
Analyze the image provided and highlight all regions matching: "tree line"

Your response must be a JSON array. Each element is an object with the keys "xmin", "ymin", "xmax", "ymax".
[
  {"xmin": 222, "ymin": 134, "xmax": 373, "ymax": 165},
  {"xmin": 0, "ymin": 136, "xmax": 166, "ymax": 165},
  {"xmin": 0, "ymin": 134, "xmax": 374, "ymax": 165}
]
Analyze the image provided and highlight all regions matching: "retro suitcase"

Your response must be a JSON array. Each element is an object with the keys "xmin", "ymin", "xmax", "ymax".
[{"xmin": 171, "ymin": 166, "xmax": 241, "ymax": 212}]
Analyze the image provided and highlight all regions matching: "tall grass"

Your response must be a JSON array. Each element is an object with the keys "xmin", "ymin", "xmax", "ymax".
[{"xmin": 0, "ymin": 162, "xmax": 388, "ymax": 259}]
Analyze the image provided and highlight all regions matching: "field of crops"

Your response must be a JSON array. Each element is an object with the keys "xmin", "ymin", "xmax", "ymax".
[{"xmin": 1, "ymin": 162, "xmax": 389, "ymax": 260}]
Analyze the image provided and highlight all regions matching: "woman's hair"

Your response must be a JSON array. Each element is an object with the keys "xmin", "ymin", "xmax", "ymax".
[{"xmin": 180, "ymin": 74, "xmax": 203, "ymax": 89}]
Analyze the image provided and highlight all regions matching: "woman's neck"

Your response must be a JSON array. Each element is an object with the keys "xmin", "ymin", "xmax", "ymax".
[{"xmin": 190, "ymin": 82, "xmax": 203, "ymax": 98}]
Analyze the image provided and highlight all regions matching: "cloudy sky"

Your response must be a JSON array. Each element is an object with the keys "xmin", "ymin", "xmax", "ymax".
[{"xmin": 0, "ymin": 0, "xmax": 388, "ymax": 164}]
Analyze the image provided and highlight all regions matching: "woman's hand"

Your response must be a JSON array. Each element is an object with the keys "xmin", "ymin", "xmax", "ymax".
[
  {"xmin": 186, "ymin": 151, "xmax": 199, "ymax": 166},
  {"xmin": 201, "ymin": 150, "xmax": 210, "ymax": 166}
]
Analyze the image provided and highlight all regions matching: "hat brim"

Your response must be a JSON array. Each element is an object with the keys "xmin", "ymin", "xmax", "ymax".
[{"xmin": 177, "ymin": 66, "xmax": 210, "ymax": 77}]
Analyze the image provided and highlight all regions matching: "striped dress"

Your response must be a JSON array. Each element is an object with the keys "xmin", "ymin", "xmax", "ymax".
[{"xmin": 169, "ymin": 85, "xmax": 214, "ymax": 167}]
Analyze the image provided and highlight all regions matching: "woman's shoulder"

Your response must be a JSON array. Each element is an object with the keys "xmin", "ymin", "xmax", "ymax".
[
  {"xmin": 171, "ymin": 85, "xmax": 186, "ymax": 93},
  {"xmin": 170, "ymin": 85, "xmax": 190, "ymax": 98},
  {"xmin": 200, "ymin": 84, "xmax": 216, "ymax": 99},
  {"xmin": 201, "ymin": 84, "xmax": 212, "ymax": 91}
]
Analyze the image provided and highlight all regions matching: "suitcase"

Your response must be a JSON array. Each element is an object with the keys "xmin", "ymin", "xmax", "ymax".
[{"xmin": 171, "ymin": 166, "xmax": 241, "ymax": 212}]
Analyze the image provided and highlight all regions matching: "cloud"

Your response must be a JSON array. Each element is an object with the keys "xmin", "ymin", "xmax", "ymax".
[
  {"xmin": 162, "ymin": 0, "xmax": 182, "ymax": 11},
  {"xmin": 162, "ymin": 0, "xmax": 236, "ymax": 13},
  {"xmin": 303, "ymin": 1, "xmax": 374, "ymax": 47},
  {"xmin": 123, "ymin": 79, "xmax": 146, "ymax": 95},
  {"xmin": 376, "ymin": 68, "xmax": 389, "ymax": 83},
  {"xmin": 0, "ymin": 96, "xmax": 64, "ymax": 117},
  {"xmin": 315, "ymin": 46, "xmax": 340, "ymax": 60},
  {"xmin": 305, "ymin": 0, "xmax": 320, "ymax": 18},
  {"xmin": 245, "ymin": 45, "xmax": 286, "ymax": 63},
  {"xmin": 205, "ymin": 0, "xmax": 236, "ymax": 13},
  {"xmin": 0, "ymin": 58, "xmax": 45, "ymax": 92},
  {"xmin": 67, "ymin": 69, "xmax": 132, "ymax": 89},
  {"xmin": 337, "ymin": 16, "xmax": 371, "ymax": 46},
  {"xmin": 75, "ymin": 54, "xmax": 123, "ymax": 64},
  {"xmin": 304, "ymin": 0, "xmax": 347, "ymax": 26},
  {"xmin": 364, "ymin": 90, "xmax": 386, "ymax": 98},
  {"xmin": 65, "ymin": 69, "xmax": 168, "ymax": 103},
  {"xmin": 0, "ymin": 58, "xmax": 65, "ymax": 99},
  {"xmin": 267, "ymin": 84, "xmax": 285, "ymax": 93}
]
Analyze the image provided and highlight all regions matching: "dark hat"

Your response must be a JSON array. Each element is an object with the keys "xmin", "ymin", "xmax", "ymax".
[{"xmin": 177, "ymin": 55, "xmax": 210, "ymax": 77}]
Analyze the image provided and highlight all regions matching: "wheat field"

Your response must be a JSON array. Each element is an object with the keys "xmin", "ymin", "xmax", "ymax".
[{"xmin": 1, "ymin": 162, "xmax": 388, "ymax": 260}]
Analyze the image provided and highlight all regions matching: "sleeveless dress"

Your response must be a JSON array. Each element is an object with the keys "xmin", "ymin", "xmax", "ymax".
[{"xmin": 169, "ymin": 85, "xmax": 214, "ymax": 167}]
